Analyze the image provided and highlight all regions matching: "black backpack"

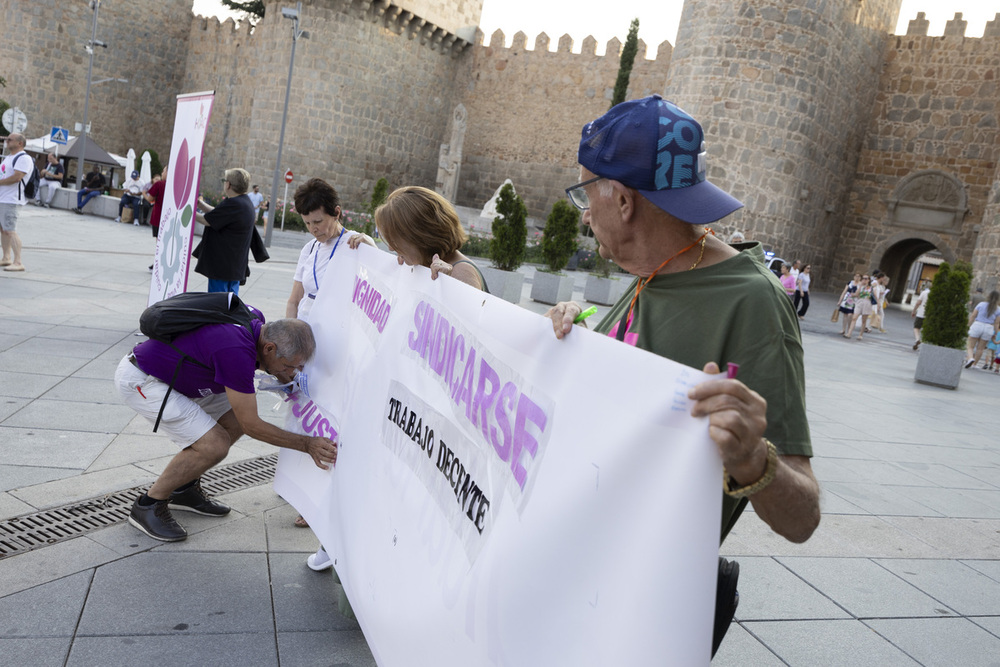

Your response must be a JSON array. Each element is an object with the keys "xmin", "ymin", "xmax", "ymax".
[
  {"xmin": 13, "ymin": 153, "xmax": 40, "ymax": 200},
  {"xmin": 137, "ymin": 292, "xmax": 259, "ymax": 431}
]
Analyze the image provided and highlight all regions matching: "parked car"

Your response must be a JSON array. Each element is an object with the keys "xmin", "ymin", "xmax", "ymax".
[{"xmin": 763, "ymin": 251, "xmax": 787, "ymax": 278}]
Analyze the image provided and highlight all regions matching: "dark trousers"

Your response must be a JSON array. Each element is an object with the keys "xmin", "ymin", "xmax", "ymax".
[
  {"xmin": 794, "ymin": 291, "xmax": 810, "ymax": 316},
  {"xmin": 77, "ymin": 188, "xmax": 101, "ymax": 209},
  {"xmin": 118, "ymin": 194, "xmax": 141, "ymax": 217}
]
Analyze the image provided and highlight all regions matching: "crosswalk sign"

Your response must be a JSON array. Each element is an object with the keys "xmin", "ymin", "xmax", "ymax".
[{"xmin": 50, "ymin": 127, "xmax": 69, "ymax": 145}]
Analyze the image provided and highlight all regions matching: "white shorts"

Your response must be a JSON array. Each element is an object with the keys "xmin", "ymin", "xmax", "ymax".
[
  {"xmin": 115, "ymin": 355, "xmax": 233, "ymax": 447},
  {"xmin": 0, "ymin": 203, "xmax": 19, "ymax": 232},
  {"xmin": 969, "ymin": 321, "xmax": 995, "ymax": 341}
]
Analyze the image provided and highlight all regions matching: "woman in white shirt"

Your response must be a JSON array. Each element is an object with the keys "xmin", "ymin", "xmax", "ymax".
[
  {"xmin": 794, "ymin": 264, "xmax": 811, "ymax": 319},
  {"xmin": 285, "ymin": 179, "xmax": 372, "ymax": 320}
]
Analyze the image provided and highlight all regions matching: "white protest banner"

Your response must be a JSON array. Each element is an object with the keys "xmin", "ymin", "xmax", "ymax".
[
  {"xmin": 274, "ymin": 246, "xmax": 722, "ymax": 665},
  {"xmin": 148, "ymin": 91, "xmax": 214, "ymax": 306}
]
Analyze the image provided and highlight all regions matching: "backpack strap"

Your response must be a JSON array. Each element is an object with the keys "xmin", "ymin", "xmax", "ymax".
[
  {"xmin": 12, "ymin": 152, "xmax": 29, "ymax": 201},
  {"xmin": 151, "ymin": 344, "xmax": 212, "ymax": 433}
]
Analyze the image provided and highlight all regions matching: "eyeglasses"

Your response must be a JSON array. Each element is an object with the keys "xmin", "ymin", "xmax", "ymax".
[{"xmin": 565, "ymin": 176, "xmax": 604, "ymax": 211}]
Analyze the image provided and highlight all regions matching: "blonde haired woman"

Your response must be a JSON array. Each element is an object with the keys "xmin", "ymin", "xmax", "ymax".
[{"xmin": 348, "ymin": 185, "xmax": 487, "ymax": 291}]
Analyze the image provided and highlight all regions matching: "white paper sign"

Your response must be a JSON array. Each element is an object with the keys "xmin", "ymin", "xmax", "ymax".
[{"xmin": 274, "ymin": 246, "xmax": 722, "ymax": 666}]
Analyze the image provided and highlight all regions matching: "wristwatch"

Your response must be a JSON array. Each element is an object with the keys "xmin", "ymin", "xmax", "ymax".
[{"xmin": 723, "ymin": 439, "xmax": 778, "ymax": 498}]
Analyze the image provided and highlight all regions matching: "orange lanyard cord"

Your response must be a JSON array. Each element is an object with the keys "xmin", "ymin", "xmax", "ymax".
[{"xmin": 624, "ymin": 228, "xmax": 712, "ymax": 332}]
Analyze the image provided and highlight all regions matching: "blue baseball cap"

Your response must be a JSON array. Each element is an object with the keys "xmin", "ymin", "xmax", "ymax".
[{"xmin": 578, "ymin": 95, "xmax": 743, "ymax": 224}]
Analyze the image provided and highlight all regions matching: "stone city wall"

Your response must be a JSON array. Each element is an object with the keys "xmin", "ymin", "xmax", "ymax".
[
  {"xmin": 0, "ymin": 0, "xmax": 193, "ymax": 180},
  {"xmin": 455, "ymin": 30, "xmax": 672, "ymax": 218},
  {"xmin": 837, "ymin": 15, "xmax": 1000, "ymax": 290},
  {"xmin": 184, "ymin": 0, "xmax": 470, "ymax": 209},
  {"xmin": 664, "ymin": 0, "xmax": 901, "ymax": 290}
]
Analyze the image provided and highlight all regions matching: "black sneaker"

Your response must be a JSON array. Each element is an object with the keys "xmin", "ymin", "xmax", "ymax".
[
  {"xmin": 712, "ymin": 557, "xmax": 740, "ymax": 658},
  {"xmin": 129, "ymin": 497, "xmax": 187, "ymax": 542},
  {"xmin": 168, "ymin": 479, "xmax": 231, "ymax": 516}
]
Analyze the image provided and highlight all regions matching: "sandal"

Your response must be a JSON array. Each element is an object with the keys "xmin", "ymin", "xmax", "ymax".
[{"xmin": 294, "ymin": 515, "xmax": 309, "ymax": 528}]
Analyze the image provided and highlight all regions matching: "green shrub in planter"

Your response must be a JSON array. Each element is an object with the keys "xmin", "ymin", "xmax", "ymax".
[
  {"xmin": 541, "ymin": 200, "xmax": 580, "ymax": 272},
  {"xmin": 461, "ymin": 234, "xmax": 492, "ymax": 258},
  {"xmin": 922, "ymin": 261, "xmax": 972, "ymax": 349},
  {"xmin": 361, "ymin": 177, "xmax": 389, "ymax": 237},
  {"xmin": 490, "ymin": 183, "xmax": 527, "ymax": 272}
]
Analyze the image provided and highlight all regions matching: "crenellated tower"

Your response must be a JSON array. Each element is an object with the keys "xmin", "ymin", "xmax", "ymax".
[{"xmin": 665, "ymin": 0, "xmax": 902, "ymax": 287}]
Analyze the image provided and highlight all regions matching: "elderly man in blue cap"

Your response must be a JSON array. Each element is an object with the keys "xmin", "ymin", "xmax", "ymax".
[
  {"xmin": 115, "ymin": 169, "xmax": 145, "ymax": 224},
  {"xmin": 546, "ymin": 95, "xmax": 820, "ymax": 656}
]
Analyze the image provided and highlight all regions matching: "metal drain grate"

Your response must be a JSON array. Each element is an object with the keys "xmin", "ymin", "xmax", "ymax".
[{"xmin": 0, "ymin": 454, "xmax": 278, "ymax": 560}]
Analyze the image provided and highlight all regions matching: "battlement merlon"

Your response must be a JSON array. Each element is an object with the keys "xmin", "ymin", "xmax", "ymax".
[
  {"xmin": 904, "ymin": 11, "xmax": 1000, "ymax": 38},
  {"xmin": 485, "ymin": 28, "xmax": 671, "ymax": 61},
  {"xmin": 192, "ymin": 15, "xmax": 253, "ymax": 39}
]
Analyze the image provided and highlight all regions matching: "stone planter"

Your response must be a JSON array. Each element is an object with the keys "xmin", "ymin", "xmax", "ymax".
[
  {"xmin": 530, "ymin": 271, "xmax": 575, "ymax": 305},
  {"xmin": 481, "ymin": 267, "xmax": 525, "ymax": 304},
  {"xmin": 914, "ymin": 343, "xmax": 965, "ymax": 390},
  {"xmin": 584, "ymin": 274, "xmax": 630, "ymax": 306}
]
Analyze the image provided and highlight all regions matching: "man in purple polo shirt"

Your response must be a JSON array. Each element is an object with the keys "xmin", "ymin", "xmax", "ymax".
[{"xmin": 114, "ymin": 304, "xmax": 337, "ymax": 541}]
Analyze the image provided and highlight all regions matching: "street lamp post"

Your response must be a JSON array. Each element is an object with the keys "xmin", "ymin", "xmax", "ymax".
[
  {"xmin": 264, "ymin": 2, "xmax": 309, "ymax": 248},
  {"xmin": 76, "ymin": 0, "xmax": 106, "ymax": 190}
]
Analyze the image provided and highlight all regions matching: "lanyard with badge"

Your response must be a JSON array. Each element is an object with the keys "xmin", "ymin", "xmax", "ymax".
[{"xmin": 311, "ymin": 227, "xmax": 345, "ymax": 295}]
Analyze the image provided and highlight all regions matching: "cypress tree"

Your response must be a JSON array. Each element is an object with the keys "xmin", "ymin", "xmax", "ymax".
[{"xmin": 610, "ymin": 19, "xmax": 640, "ymax": 108}]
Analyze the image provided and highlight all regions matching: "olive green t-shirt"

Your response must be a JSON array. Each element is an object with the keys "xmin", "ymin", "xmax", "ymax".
[{"xmin": 594, "ymin": 243, "xmax": 811, "ymax": 542}]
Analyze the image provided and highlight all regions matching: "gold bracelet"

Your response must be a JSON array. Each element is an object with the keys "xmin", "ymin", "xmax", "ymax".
[{"xmin": 723, "ymin": 439, "xmax": 778, "ymax": 498}]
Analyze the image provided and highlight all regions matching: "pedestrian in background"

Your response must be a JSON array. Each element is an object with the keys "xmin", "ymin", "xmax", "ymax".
[
  {"xmin": 846, "ymin": 275, "xmax": 874, "ymax": 340},
  {"xmin": 794, "ymin": 264, "xmax": 811, "ymax": 319},
  {"xmin": 910, "ymin": 282, "xmax": 930, "ymax": 351},
  {"xmin": 779, "ymin": 263, "xmax": 796, "ymax": 297}
]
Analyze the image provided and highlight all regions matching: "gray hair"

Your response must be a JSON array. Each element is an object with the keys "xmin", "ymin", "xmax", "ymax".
[
  {"xmin": 224, "ymin": 167, "xmax": 250, "ymax": 195},
  {"xmin": 261, "ymin": 319, "xmax": 316, "ymax": 361}
]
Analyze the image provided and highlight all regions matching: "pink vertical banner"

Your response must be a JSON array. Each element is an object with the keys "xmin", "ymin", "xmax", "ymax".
[{"xmin": 148, "ymin": 91, "xmax": 215, "ymax": 306}]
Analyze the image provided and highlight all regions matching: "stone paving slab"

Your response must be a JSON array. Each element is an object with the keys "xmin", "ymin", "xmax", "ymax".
[
  {"xmin": 0, "ymin": 426, "xmax": 115, "ymax": 470},
  {"xmin": 276, "ymin": 630, "xmax": 378, "ymax": 667},
  {"xmin": 742, "ymin": 619, "xmax": 922, "ymax": 666},
  {"xmin": 734, "ymin": 557, "xmax": 852, "ymax": 621},
  {"xmin": 0, "ymin": 490, "xmax": 33, "ymax": 520},
  {"xmin": 0, "ymin": 638, "xmax": 72, "ymax": 667},
  {"xmin": 4, "ymin": 398, "xmax": 142, "ymax": 434},
  {"xmin": 0, "ymin": 350, "xmax": 88, "ymax": 376},
  {"xmin": 9, "ymin": 463, "xmax": 156, "ymax": 510},
  {"xmin": 864, "ymin": 617, "xmax": 1000, "ymax": 667},
  {"xmin": 0, "ymin": 537, "xmax": 120, "ymax": 598},
  {"xmin": 875, "ymin": 559, "xmax": 1000, "ymax": 616},
  {"xmin": 711, "ymin": 623, "xmax": 787, "ymax": 666},
  {"xmin": 39, "ymin": 376, "xmax": 122, "ymax": 404},
  {"xmin": 67, "ymin": 634, "xmax": 278, "ymax": 667},
  {"xmin": 77, "ymin": 552, "xmax": 275, "ymax": 635},
  {"xmin": 0, "ymin": 370, "xmax": 64, "ymax": 399},
  {"xmin": 0, "ymin": 464, "xmax": 79, "ymax": 494},
  {"xmin": 270, "ymin": 552, "xmax": 360, "ymax": 633},
  {"xmin": 0, "ymin": 569, "xmax": 93, "ymax": 637},
  {"xmin": 775, "ymin": 557, "xmax": 957, "ymax": 617}
]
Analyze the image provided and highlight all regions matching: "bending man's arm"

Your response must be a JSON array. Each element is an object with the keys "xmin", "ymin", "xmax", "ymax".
[
  {"xmin": 688, "ymin": 361, "xmax": 820, "ymax": 543},
  {"xmin": 225, "ymin": 388, "xmax": 337, "ymax": 469}
]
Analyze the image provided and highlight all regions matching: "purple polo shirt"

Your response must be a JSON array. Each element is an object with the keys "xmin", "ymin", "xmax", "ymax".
[{"xmin": 132, "ymin": 307, "xmax": 265, "ymax": 398}]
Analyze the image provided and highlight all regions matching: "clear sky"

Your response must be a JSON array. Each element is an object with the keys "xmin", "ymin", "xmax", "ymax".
[{"xmin": 192, "ymin": 1, "xmax": 999, "ymax": 56}]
